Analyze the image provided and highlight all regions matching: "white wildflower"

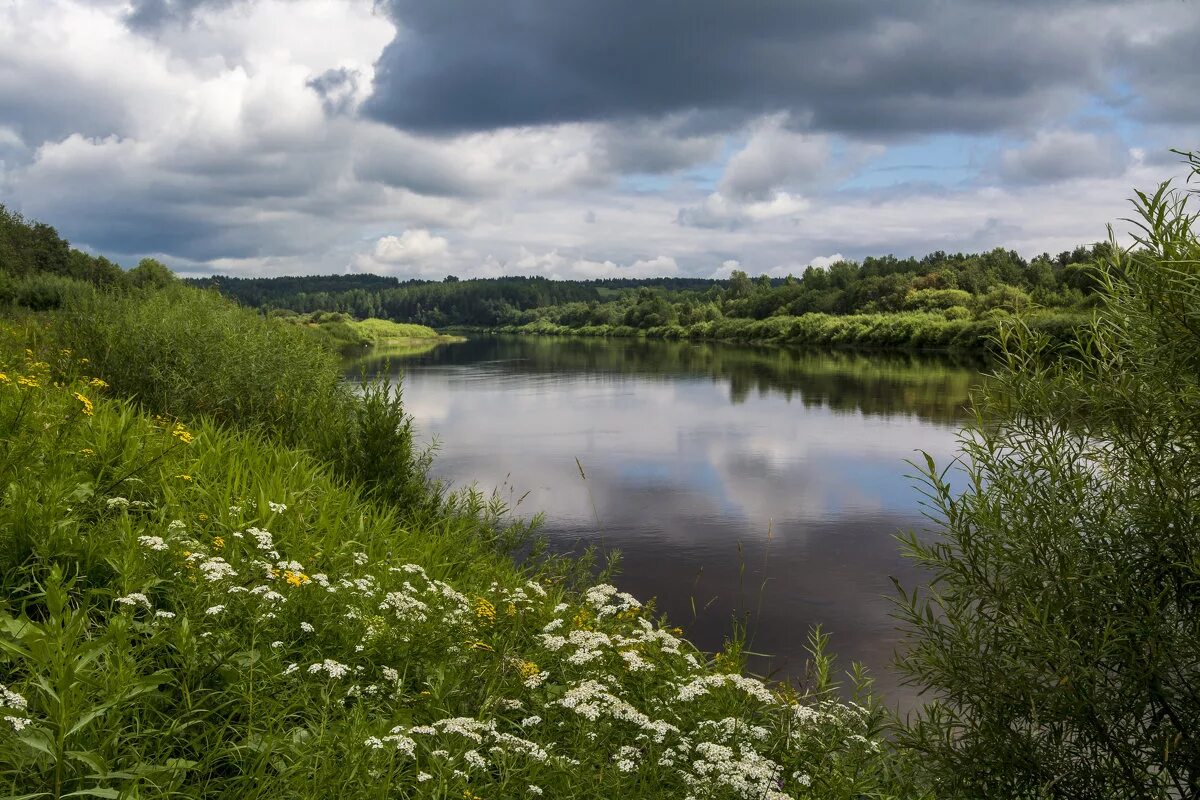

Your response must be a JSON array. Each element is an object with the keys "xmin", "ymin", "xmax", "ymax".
[
  {"xmin": 307, "ymin": 659, "xmax": 350, "ymax": 679},
  {"xmin": 268, "ymin": 501, "xmax": 287, "ymax": 514},
  {"xmin": 106, "ymin": 497, "xmax": 130, "ymax": 509},
  {"xmin": 300, "ymin": 622, "xmax": 314, "ymax": 633},
  {"xmin": 115, "ymin": 593, "xmax": 151, "ymax": 608},
  {"xmin": 137, "ymin": 535, "xmax": 168, "ymax": 551},
  {"xmin": 154, "ymin": 610, "xmax": 176, "ymax": 620},
  {"xmin": 205, "ymin": 605, "xmax": 225, "ymax": 616}
]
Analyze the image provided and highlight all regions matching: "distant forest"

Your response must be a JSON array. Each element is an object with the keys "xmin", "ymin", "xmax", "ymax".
[{"xmin": 191, "ymin": 245, "xmax": 1107, "ymax": 330}]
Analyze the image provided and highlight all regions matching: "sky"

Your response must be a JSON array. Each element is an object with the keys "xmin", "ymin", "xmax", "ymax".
[{"xmin": 0, "ymin": 0, "xmax": 1196, "ymax": 280}]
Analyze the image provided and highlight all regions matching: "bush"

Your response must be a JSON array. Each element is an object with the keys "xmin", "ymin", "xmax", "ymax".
[{"xmin": 895, "ymin": 175, "xmax": 1200, "ymax": 797}]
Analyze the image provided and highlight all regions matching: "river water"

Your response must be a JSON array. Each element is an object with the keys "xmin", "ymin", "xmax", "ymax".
[{"xmin": 347, "ymin": 335, "xmax": 983, "ymax": 707}]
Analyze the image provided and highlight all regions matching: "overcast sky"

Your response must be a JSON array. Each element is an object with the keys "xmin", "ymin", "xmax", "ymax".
[{"xmin": 0, "ymin": 0, "xmax": 1196, "ymax": 280}]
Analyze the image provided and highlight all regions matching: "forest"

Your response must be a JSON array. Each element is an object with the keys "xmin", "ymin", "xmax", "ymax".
[{"xmin": 191, "ymin": 244, "xmax": 1105, "ymax": 352}]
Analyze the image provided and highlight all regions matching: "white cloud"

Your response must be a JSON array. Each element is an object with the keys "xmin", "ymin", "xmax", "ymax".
[
  {"xmin": 370, "ymin": 229, "xmax": 449, "ymax": 263},
  {"xmin": 719, "ymin": 115, "xmax": 830, "ymax": 200},
  {"xmin": 807, "ymin": 253, "xmax": 845, "ymax": 269}
]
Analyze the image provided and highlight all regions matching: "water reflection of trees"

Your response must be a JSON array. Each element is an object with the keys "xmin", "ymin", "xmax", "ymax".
[{"xmin": 346, "ymin": 335, "xmax": 986, "ymax": 424}]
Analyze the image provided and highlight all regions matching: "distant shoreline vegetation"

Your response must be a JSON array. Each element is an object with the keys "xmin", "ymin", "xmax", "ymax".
[{"xmin": 188, "ymin": 244, "xmax": 1104, "ymax": 354}]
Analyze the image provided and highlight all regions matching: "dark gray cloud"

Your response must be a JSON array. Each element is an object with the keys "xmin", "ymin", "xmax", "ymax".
[{"xmin": 365, "ymin": 0, "xmax": 1118, "ymax": 136}]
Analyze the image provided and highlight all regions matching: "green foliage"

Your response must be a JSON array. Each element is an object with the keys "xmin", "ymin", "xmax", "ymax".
[
  {"xmin": 894, "ymin": 171, "xmax": 1200, "ymax": 797},
  {"xmin": 51, "ymin": 285, "xmax": 434, "ymax": 516}
]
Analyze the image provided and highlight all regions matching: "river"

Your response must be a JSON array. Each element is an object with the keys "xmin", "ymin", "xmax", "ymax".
[{"xmin": 346, "ymin": 335, "xmax": 983, "ymax": 707}]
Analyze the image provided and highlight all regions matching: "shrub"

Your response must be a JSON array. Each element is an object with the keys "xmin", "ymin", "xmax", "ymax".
[{"xmin": 895, "ymin": 174, "xmax": 1200, "ymax": 797}]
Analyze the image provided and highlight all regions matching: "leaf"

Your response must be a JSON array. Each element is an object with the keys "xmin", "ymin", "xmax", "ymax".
[
  {"xmin": 62, "ymin": 789, "xmax": 121, "ymax": 799},
  {"xmin": 66, "ymin": 750, "xmax": 107, "ymax": 773}
]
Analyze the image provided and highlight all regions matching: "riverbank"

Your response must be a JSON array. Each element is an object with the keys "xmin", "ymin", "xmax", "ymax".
[
  {"xmin": 483, "ymin": 308, "xmax": 1086, "ymax": 354},
  {"xmin": 0, "ymin": 285, "xmax": 906, "ymax": 798}
]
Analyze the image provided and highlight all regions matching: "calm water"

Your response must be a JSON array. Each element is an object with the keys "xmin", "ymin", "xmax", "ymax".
[{"xmin": 347, "ymin": 335, "xmax": 983, "ymax": 706}]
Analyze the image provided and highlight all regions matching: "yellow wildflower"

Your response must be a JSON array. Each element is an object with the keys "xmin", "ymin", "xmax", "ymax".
[
  {"xmin": 197, "ymin": 513, "xmax": 209, "ymax": 522},
  {"xmin": 59, "ymin": 348, "xmax": 72, "ymax": 357},
  {"xmin": 0, "ymin": 373, "xmax": 8, "ymax": 383},
  {"xmin": 88, "ymin": 377, "xmax": 108, "ymax": 389},
  {"xmin": 73, "ymin": 392, "xmax": 94, "ymax": 416},
  {"xmin": 505, "ymin": 602, "xmax": 518, "ymax": 617},
  {"xmin": 474, "ymin": 597, "xmax": 496, "ymax": 623},
  {"xmin": 16, "ymin": 375, "xmax": 39, "ymax": 388},
  {"xmin": 468, "ymin": 640, "xmax": 494, "ymax": 652},
  {"xmin": 175, "ymin": 474, "xmax": 192, "ymax": 481},
  {"xmin": 571, "ymin": 609, "xmax": 591, "ymax": 629},
  {"xmin": 517, "ymin": 660, "xmax": 539, "ymax": 678},
  {"xmin": 171, "ymin": 423, "xmax": 194, "ymax": 444},
  {"xmin": 284, "ymin": 570, "xmax": 310, "ymax": 588},
  {"xmin": 79, "ymin": 448, "xmax": 95, "ymax": 456},
  {"xmin": 212, "ymin": 536, "xmax": 225, "ymax": 550},
  {"xmin": 79, "ymin": 357, "xmax": 90, "ymax": 365}
]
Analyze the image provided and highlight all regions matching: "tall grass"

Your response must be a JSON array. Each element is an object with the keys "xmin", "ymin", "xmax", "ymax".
[{"xmin": 51, "ymin": 285, "xmax": 433, "ymax": 516}]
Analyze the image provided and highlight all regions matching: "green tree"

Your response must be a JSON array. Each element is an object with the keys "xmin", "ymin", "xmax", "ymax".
[{"xmin": 896, "ymin": 168, "xmax": 1200, "ymax": 797}]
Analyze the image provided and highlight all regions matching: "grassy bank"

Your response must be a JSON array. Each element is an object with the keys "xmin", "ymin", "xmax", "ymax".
[
  {"xmin": 268, "ymin": 310, "xmax": 466, "ymax": 352},
  {"xmin": 488, "ymin": 308, "xmax": 1087, "ymax": 354},
  {"xmin": 0, "ymin": 295, "xmax": 904, "ymax": 799}
]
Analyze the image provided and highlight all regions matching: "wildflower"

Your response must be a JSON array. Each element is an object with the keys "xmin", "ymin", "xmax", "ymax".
[
  {"xmin": 197, "ymin": 513, "xmax": 208, "ymax": 522},
  {"xmin": 1, "ymin": 684, "xmax": 29, "ymax": 732},
  {"xmin": 284, "ymin": 570, "xmax": 310, "ymax": 588},
  {"xmin": 78, "ymin": 447, "xmax": 95, "ymax": 456},
  {"xmin": 505, "ymin": 602, "xmax": 518, "ymax": 616},
  {"xmin": 417, "ymin": 773, "xmax": 433, "ymax": 782},
  {"xmin": 307, "ymin": 659, "xmax": 350, "ymax": 679},
  {"xmin": 469, "ymin": 640, "xmax": 494, "ymax": 652},
  {"xmin": 474, "ymin": 597, "xmax": 496, "ymax": 623},
  {"xmin": 205, "ymin": 605, "xmax": 225, "ymax": 616},
  {"xmin": 520, "ymin": 715, "xmax": 542, "ymax": 727},
  {"xmin": 175, "ymin": 474, "xmax": 192, "ymax": 481},
  {"xmin": 528, "ymin": 786, "xmax": 543, "ymax": 796},
  {"xmin": 197, "ymin": 557, "xmax": 236, "ymax": 582},
  {"xmin": 88, "ymin": 377, "xmax": 108, "ymax": 389},
  {"xmin": 106, "ymin": 497, "xmax": 130, "ymax": 509},
  {"xmin": 283, "ymin": 663, "xmax": 299, "ymax": 675},
  {"xmin": 268, "ymin": 501, "xmax": 287, "ymax": 514},
  {"xmin": 154, "ymin": 610, "xmax": 176, "ymax": 620},
  {"xmin": 300, "ymin": 621, "xmax": 315, "ymax": 633},
  {"xmin": 517, "ymin": 660, "xmax": 540, "ymax": 679},
  {"xmin": 171, "ymin": 423, "xmax": 194, "ymax": 444},
  {"xmin": 0, "ymin": 372, "xmax": 8, "ymax": 384},
  {"xmin": 168, "ymin": 519, "xmax": 186, "ymax": 532},
  {"xmin": 115, "ymin": 593, "xmax": 151, "ymax": 608},
  {"xmin": 138, "ymin": 535, "xmax": 168, "ymax": 551},
  {"xmin": 16, "ymin": 375, "xmax": 39, "ymax": 388},
  {"xmin": 211, "ymin": 536, "xmax": 225, "ymax": 550}
]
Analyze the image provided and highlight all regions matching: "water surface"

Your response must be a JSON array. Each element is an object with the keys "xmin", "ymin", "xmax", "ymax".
[{"xmin": 348, "ymin": 335, "xmax": 982, "ymax": 706}]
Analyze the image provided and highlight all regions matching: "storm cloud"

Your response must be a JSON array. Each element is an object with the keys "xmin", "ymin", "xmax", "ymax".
[{"xmin": 0, "ymin": 0, "xmax": 1195, "ymax": 278}]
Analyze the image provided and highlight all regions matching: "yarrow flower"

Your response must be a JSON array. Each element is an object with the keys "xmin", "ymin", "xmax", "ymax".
[
  {"xmin": 137, "ymin": 535, "xmax": 168, "ymax": 551},
  {"xmin": 115, "ymin": 593, "xmax": 151, "ymax": 608},
  {"xmin": 205, "ymin": 605, "xmax": 225, "ymax": 616},
  {"xmin": 268, "ymin": 501, "xmax": 288, "ymax": 514}
]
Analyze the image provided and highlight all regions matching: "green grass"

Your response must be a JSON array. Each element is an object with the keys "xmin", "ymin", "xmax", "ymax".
[
  {"xmin": 351, "ymin": 318, "xmax": 445, "ymax": 341},
  {"xmin": 0, "ymin": 311, "xmax": 910, "ymax": 799},
  {"xmin": 494, "ymin": 309, "xmax": 1088, "ymax": 354}
]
